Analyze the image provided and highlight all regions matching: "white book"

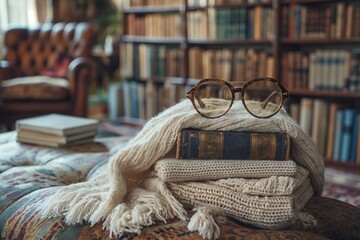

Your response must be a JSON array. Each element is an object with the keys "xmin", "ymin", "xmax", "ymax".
[
  {"xmin": 321, "ymin": 50, "xmax": 331, "ymax": 90},
  {"xmin": 17, "ymin": 129, "xmax": 96, "ymax": 144},
  {"xmin": 299, "ymin": 98, "xmax": 313, "ymax": 136},
  {"xmin": 308, "ymin": 52, "xmax": 316, "ymax": 90},
  {"xmin": 290, "ymin": 103, "xmax": 300, "ymax": 124},
  {"xmin": 311, "ymin": 100, "xmax": 328, "ymax": 155},
  {"xmin": 328, "ymin": 50, "xmax": 338, "ymax": 90}
]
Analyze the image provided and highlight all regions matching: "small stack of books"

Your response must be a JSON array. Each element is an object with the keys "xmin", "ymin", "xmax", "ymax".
[
  {"xmin": 16, "ymin": 114, "xmax": 99, "ymax": 147},
  {"xmin": 176, "ymin": 128, "xmax": 290, "ymax": 161}
]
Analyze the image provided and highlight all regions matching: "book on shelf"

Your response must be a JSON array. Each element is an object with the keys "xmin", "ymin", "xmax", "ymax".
[
  {"xmin": 187, "ymin": 6, "xmax": 273, "ymax": 40},
  {"xmin": 282, "ymin": 49, "xmax": 356, "ymax": 91},
  {"xmin": 356, "ymin": 115, "xmax": 360, "ymax": 164},
  {"xmin": 16, "ymin": 114, "xmax": 99, "ymax": 147},
  {"xmin": 125, "ymin": 13, "xmax": 181, "ymax": 38},
  {"xmin": 299, "ymin": 98, "xmax": 313, "ymax": 136},
  {"xmin": 311, "ymin": 99, "xmax": 328, "ymax": 156},
  {"xmin": 325, "ymin": 103, "xmax": 339, "ymax": 160},
  {"xmin": 340, "ymin": 109, "xmax": 356, "ymax": 162},
  {"xmin": 108, "ymin": 82, "xmax": 124, "ymax": 121},
  {"xmin": 122, "ymin": 43, "xmax": 185, "ymax": 80},
  {"xmin": 188, "ymin": 47, "xmax": 274, "ymax": 81},
  {"xmin": 350, "ymin": 112, "xmax": 359, "ymax": 163},
  {"xmin": 282, "ymin": 2, "xmax": 360, "ymax": 39},
  {"xmin": 291, "ymin": 99, "xmax": 360, "ymax": 164},
  {"xmin": 176, "ymin": 129, "xmax": 290, "ymax": 160}
]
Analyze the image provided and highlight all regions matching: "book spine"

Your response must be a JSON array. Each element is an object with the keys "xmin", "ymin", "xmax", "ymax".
[{"xmin": 176, "ymin": 129, "xmax": 290, "ymax": 160}]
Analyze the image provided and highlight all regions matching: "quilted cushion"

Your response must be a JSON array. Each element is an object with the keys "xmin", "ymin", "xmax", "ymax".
[{"xmin": 0, "ymin": 76, "xmax": 69, "ymax": 101}]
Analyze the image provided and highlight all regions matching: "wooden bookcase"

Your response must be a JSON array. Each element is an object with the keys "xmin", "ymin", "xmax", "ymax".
[{"xmin": 118, "ymin": 0, "xmax": 360, "ymax": 170}]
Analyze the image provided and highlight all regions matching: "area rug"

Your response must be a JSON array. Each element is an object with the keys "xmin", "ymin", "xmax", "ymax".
[{"xmin": 323, "ymin": 167, "xmax": 360, "ymax": 208}]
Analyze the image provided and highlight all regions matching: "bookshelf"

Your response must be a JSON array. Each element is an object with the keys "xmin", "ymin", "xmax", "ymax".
[{"xmin": 118, "ymin": 0, "xmax": 360, "ymax": 169}]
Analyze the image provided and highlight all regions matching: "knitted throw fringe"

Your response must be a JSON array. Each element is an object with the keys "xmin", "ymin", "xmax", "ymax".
[{"xmin": 40, "ymin": 100, "xmax": 324, "ymax": 239}]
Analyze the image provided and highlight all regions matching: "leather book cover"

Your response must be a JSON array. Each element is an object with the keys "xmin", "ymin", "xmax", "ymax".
[{"xmin": 176, "ymin": 129, "xmax": 290, "ymax": 160}]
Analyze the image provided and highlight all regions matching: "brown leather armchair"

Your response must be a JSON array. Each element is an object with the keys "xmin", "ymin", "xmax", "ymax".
[{"xmin": 0, "ymin": 22, "xmax": 96, "ymax": 129}]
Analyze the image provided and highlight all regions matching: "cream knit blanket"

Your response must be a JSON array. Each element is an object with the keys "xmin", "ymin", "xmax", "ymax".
[{"xmin": 41, "ymin": 100, "xmax": 324, "ymax": 239}]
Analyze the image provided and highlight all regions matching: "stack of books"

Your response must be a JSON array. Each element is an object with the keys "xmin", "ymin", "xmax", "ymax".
[
  {"xmin": 16, "ymin": 114, "xmax": 99, "ymax": 147},
  {"xmin": 176, "ymin": 128, "xmax": 290, "ymax": 161}
]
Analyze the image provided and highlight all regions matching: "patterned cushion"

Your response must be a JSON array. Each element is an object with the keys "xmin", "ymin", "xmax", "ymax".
[
  {"xmin": 0, "ymin": 132, "xmax": 359, "ymax": 240},
  {"xmin": 0, "ymin": 76, "xmax": 69, "ymax": 101}
]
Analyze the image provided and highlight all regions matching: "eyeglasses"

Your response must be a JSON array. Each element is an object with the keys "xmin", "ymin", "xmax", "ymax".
[{"xmin": 186, "ymin": 77, "xmax": 289, "ymax": 119}]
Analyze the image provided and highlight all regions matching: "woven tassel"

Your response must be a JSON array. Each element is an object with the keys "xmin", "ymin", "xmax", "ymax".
[
  {"xmin": 104, "ymin": 187, "xmax": 177, "ymax": 237},
  {"xmin": 187, "ymin": 206, "xmax": 223, "ymax": 240},
  {"xmin": 142, "ymin": 178, "xmax": 187, "ymax": 221}
]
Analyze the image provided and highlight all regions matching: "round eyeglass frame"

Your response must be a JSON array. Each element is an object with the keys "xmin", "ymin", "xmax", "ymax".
[{"xmin": 186, "ymin": 77, "xmax": 289, "ymax": 119}]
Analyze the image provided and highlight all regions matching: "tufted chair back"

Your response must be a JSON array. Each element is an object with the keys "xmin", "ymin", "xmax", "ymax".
[
  {"xmin": 0, "ymin": 22, "xmax": 97, "ymax": 130},
  {"xmin": 3, "ymin": 22, "xmax": 95, "ymax": 77}
]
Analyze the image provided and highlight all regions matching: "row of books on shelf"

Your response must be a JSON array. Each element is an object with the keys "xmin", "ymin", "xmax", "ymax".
[
  {"xmin": 282, "ymin": 2, "xmax": 360, "ymax": 39},
  {"xmin": 110, "ymin": 80, "xmax": 192, "ymax": 120},
  {"xmin": 290, "ymin": 99, "xmax": 360, "ymax": 164},
  {"xmin": 121, "ymin": 43, "xmax": 274, "ymax": 82},
  {"xmin": 282, "ymin": 49, "xmax": 360, "ymax": 91},
  {"xmin": 121, "ymin": 43, "xmax": 185, "ymax": 79},
  {"xmin": 125, "ymin": 13, "xmax": 182, "ymax": 38},
  {"xmin": 189, "ymin": 47, "xmax": 274, "ymax": 81},
  {"xmin": 188, "ymin": 6, "xmax": 273, "ymax": 40}
]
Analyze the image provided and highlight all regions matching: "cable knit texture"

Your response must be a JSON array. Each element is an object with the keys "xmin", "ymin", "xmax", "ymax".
[{"xmin": 40, "ymin": 99, "xmax": 324, "ymax": 239}]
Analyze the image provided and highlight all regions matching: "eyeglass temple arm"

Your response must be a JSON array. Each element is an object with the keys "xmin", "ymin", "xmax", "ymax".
[
  {"xmin": 260, "ymin": 91, "xmax": 278, "ymax": 109},
  {"xmin": 195, "ymin": 95, "xmax": 206, "ymax": 108}
]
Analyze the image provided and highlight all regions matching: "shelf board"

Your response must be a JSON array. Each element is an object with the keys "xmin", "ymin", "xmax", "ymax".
[
  {"xmin": 121, "ymin": 35, "xmax": 185, "ymax": 44},
  {"xmin": 151, "ymin": 77, "xmax": 200, "ymax": 85},
  {"xmin": 281, "ymin": 0, "xmax": 339, "ymax": 4},
  {"xmin": 281, "ymin": 38, "xmax": 360, "ymax": 45},
  {"xmin": 167, "ymin": 77, "xmax": 200, "ymax": 85},
  {"xmin": 123, "ymin": 76, "xmax": 200, "ymax": 85},
  {"xmin": 325, "ymin": 161, "xmax": 360, "ymax": 173},
  {"xmin": 289, "ymin": 89, "xmax": 360, "ymax": 99},
  {"xmin": 187, "ymin": 39, "xmax": 272, "ymax": 45},
  {"xmin": 187, "ymin": 1, "xmax": 271, "ymax": 10},
  {"xmin": 122, "ymin": 6, "xmax": 183, "ymax": 13}
]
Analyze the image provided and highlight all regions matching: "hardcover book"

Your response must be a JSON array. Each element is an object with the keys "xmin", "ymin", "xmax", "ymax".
[
  {"xmin": 17, "ymin": 129, "xmax": 97, "ymax": 144},
  {"xmin": 16, "ymin": 136, "xmax": 94, "ymax": 147},
  {"xmin": 176, "ymin": 129, "xmax": 290, "ymax": 160},
  {"xmin": 16, "ymin": 114, "xmax": 99, "ymax": 136}
]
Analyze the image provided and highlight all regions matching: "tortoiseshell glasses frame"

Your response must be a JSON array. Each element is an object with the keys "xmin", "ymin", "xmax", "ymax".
[{"xmin": 186, "ymin": 77, "xmax": 289, "ymax": 119}]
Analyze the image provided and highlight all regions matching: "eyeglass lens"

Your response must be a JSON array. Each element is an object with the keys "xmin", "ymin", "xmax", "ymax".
[
  {"xmin": 194, "ymin": 81, "xmax": 233, "ymax": 118},
  {"xmin": 243, "ymin": 79, "xmax": 283, "ymax": 118},
  {"xmin": 193, "ymin": 79, "xmax": 283, "ymax": 118}
]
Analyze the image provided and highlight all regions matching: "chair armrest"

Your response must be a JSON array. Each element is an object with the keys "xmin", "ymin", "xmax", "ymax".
[
  {"xmin": 67, "ymin": 57, "xmax": 96, "ymax": 117},
  {"xmin": 0, "ymin": 61, "xmax": 17, "ymax": 82}
]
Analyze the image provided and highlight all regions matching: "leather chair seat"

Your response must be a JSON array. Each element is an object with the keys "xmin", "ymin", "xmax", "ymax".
[{"xmin": 1, "ymin": 76, "xmax": 69, "ymax": 101}]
